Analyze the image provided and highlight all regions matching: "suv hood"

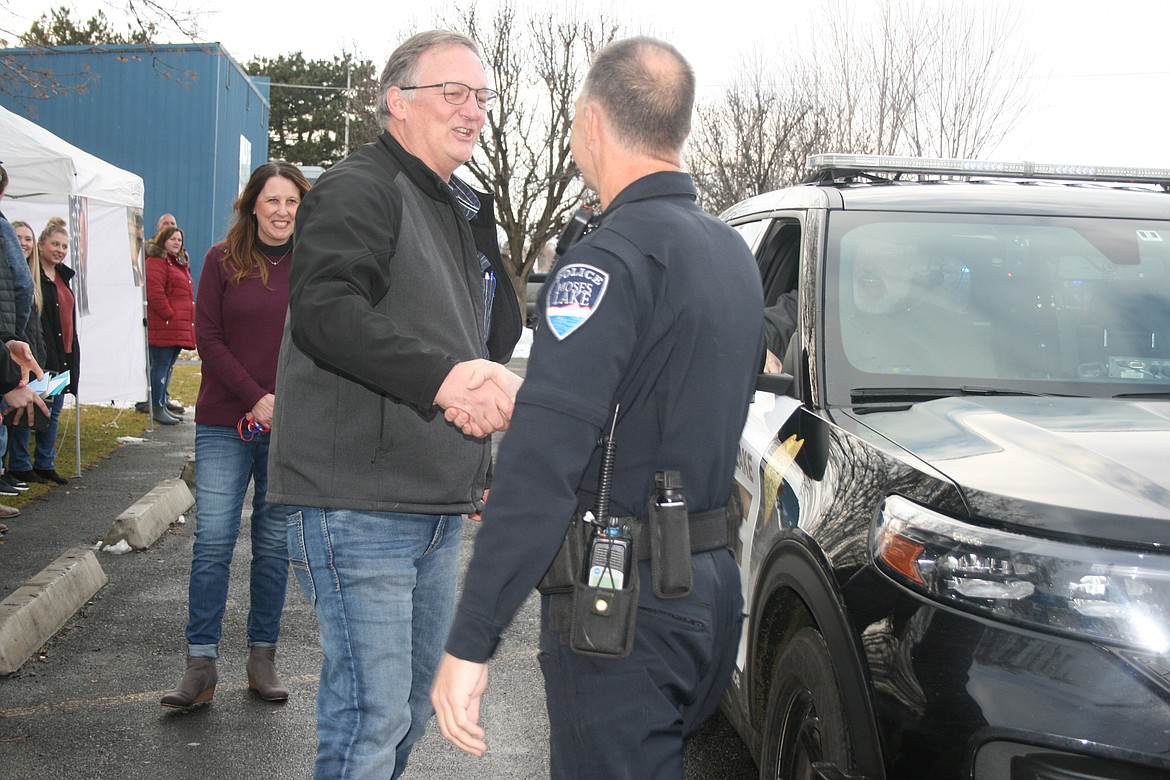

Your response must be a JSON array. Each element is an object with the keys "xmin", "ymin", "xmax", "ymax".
[{"xmin": 851, "ymin": 396, "xmax": 1170, "ymax": 547}]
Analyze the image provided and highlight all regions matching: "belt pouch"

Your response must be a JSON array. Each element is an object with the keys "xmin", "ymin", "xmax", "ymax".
[
  {"xmin": 649, "ymin": 497, "xmax": 692, "ymax": 599},
  {"xmin": 538, "ymin": 513, "xmax": 587, "ymax": 595},
  {"xmin": 569, "ymin": 520, "xmax": 640, "ymax": 659}
]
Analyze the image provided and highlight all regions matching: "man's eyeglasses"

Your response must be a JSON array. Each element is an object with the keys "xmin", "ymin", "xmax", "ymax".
[{"xmin": 399, "ymin": 81, "xmax": 499, "ymax": 112}]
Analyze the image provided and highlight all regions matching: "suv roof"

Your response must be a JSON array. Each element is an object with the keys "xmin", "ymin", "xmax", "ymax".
[
  {"xmin": 804, "ymin": 152, "xmax": 1170, "ymax": 187},
  {"xmin": 722, "ymin": 153, "xmax": 1170, "ymax": 220}
]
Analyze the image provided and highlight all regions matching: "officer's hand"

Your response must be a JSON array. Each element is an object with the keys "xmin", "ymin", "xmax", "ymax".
[
  {"xmin": 431, "ymin": 652, "xmax": 489, "ymax": 757},
  {"xmin": 3, "ymin": 382, "xmax": 49, "ymax": 427},
  {"xmin": 435, "ymin": 360, "xmax": 518, "ymax": 437},
  {"xmin": 444, "ymin": 363, "xmax": 524, "ymax": 435}
]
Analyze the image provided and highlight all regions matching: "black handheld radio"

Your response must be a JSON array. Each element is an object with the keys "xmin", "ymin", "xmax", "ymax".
[
  {"xmin": 556, "ymin": 206, "xmax": 594, "ymax": 258},
  {"xmin": 587, "ymin": 406, "xmax": 630, "ymax": 590}
]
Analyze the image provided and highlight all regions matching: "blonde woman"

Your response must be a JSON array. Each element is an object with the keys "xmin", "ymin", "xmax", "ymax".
[{"xmin": 9, "ymin": 218, "xmax": 77, "ymax": 486}]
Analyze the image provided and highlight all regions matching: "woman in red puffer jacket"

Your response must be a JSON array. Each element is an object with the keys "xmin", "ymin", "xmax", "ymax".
[{"xmin": 145, "ymin": 226, "xmax": 195, "ymax": 425}]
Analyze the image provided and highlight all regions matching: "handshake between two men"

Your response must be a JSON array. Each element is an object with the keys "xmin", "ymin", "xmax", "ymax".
[{"xmin": 434, "ymin": 359, "xmax": 524, "ymax": 439}]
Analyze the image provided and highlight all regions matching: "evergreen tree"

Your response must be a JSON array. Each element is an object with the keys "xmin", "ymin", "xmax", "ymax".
[
  {"xmin": 21, "ymin": 6, "xmax": 155, "ymax": 46},
  {"xmin": 247, "ymin": 52, "xmax": 380, "ymax": 168}
]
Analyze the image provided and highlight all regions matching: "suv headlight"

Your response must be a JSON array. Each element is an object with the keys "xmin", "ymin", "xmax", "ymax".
[{"xmin": 872, "ymin": 495, "xmax": 1170, "ymax": 654}]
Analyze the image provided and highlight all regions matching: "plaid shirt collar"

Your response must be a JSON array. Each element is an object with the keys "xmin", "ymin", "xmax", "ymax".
[{"xmin": 447, "ymin": 174, "xmax": 481, "ymax": 222}]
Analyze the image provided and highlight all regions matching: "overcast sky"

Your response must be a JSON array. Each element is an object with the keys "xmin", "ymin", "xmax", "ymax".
[{"xmin": 6, "ymin": 0, "xmax": 1170, "ymax": 167}]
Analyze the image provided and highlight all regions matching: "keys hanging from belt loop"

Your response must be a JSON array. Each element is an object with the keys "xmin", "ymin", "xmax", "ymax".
[{"xmin": 237, "ymin": 416, "xmax": 270, "ymax": 442}]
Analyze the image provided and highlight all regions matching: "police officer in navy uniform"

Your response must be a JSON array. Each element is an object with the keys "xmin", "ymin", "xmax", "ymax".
[{"xmin": 432, "ymin": 37, "xmax": 764, "ymax": 778}]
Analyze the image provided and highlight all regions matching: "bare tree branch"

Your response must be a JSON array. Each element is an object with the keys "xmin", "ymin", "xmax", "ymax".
[
  {"xmin": 450, "ymin": 1, "xmax": 619, "ymax": 301},
  {"xmin": 0, "ymin": 1, "xmax": 204, "ymax": 99},
  {"xmin": 689, "ymin": 0, "xmax": 1035, "ymax": 208}
]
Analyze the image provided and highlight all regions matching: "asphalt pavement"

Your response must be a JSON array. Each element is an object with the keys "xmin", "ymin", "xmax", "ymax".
[{"xmin": 0, "ymin": 350, "xmax": 757, "ymax": 779}]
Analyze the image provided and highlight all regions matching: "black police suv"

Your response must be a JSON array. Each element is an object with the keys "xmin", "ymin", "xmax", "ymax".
[{"xmin": 720, "ymin": 154, "xmax": 1170, "ymax": 780}]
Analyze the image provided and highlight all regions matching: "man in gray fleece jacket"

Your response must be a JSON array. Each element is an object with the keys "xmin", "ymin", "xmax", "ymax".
[{"xmin": 267, "ymin": 30, "xmax": 522, "ymax": 780}]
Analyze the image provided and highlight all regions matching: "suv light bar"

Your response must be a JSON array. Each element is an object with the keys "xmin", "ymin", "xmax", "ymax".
[{"xmin": 806, "ymin": 153, "xmax": 1170, "ymax": 188}]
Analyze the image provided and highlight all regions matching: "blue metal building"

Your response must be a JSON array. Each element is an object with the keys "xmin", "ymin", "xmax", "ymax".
[{"xmin": 0, "ymin": 43, "xmax": 270, "ymax": 283}]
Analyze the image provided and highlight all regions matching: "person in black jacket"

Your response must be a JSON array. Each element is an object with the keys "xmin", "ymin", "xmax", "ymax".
[
  {"xmin": 267, "ymin": 30, "xmax": 521, "ymax": 780},
  {"xmin": 0, "ymin": 167, "xmax": 45, "ymax": 526},
  {"xmin": 3, "ymin": 220, "xmax": 48, "ymax": 499}
]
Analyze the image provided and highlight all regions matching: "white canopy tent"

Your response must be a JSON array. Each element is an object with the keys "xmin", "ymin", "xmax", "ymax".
[{"xmin": 1, "ymin": 105, "xmax": 148, "ymax": 407}]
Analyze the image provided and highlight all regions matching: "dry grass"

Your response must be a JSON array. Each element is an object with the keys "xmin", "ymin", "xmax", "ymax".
[{"xmin": 3, "ymin": 362, "xmax": 201, "ymax": 506}]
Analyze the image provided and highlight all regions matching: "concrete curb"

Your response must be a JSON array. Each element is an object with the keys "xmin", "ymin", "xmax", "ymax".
[
  {"xmin": 102, "ymin": 477, "xmax": 194, "ymax": 550},
  {"xmin": 181, "ymin": 453, "xmax": 195, "ymax": 490},
  {"xmin": 0, "ymin": 471, "xmax": 194, "ymax": 676},
  {"xmin": 0, "ymin": 548, "xmax": 108, "ymax": 675}
]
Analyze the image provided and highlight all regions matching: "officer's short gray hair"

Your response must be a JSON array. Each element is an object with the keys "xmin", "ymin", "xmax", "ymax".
[
  {"xmin": 581, "ymin": 37, "xmax": 695, "ymax": 158},
  {"xmin": 377, "ymin": 30, "xmax": 482, "ymax": 128}
]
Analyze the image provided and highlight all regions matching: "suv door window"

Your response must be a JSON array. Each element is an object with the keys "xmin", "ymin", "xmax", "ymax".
[{"xmin": 754, "ymin": 219, "xmax": 803, "ymax": 379}]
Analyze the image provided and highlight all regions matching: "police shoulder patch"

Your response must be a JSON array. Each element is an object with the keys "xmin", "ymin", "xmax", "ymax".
[{"xmin": 544, "ymin": 263, "xmax": 610, "ymax": 341}]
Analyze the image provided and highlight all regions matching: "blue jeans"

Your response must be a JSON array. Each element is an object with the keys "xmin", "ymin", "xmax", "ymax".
[
  {"xmin": 149, "ymin": 345, "xmax": 181, "ymax": 407},
  {"xmin": 8, "ymin": 393, "xmax": 65, "ymax": 471},
  {"xmin": 286, "ymin": 506, "xmax": 463, "ymax": 780},
  {"xmin": 185, "ymin": 425, "xmax": 288, "ymax": 656}
]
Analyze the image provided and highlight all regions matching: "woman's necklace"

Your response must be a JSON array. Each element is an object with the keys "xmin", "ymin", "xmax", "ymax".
[{"xmin": 266, "ymin": 251, "xmax": 291, "ymax": 267}]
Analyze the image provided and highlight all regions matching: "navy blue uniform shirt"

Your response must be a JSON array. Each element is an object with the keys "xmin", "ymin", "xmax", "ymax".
[{"xmin": 446, "ymin": 171, "xmax": 765, "ymax": 662}]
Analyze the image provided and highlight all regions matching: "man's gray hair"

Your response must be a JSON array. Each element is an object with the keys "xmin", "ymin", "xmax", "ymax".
[
  {"xmin": 377, "ymin": 30, "xmax": 482, "ymax": 127},
  {"xmin": 581, "ymin": 37, "xmax": 695, "ymax": 157}
]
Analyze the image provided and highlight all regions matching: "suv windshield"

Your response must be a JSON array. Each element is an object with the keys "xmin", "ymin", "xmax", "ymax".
[{"xmin": 823, "ymin": 210, "xmax": 1170, "ymax": 404}]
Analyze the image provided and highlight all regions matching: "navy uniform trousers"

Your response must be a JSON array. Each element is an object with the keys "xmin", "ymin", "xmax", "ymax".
[{"xmin": 539, "ymin": 549, "xmax": 743, "ymax": 780}]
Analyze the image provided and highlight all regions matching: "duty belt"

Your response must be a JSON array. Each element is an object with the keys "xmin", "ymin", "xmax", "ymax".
[
  {"xmin": 630, "ymin": 504, "xmax": 729, "ymax": 560},
  {"xmin": 542, "ymin": 503, "xmax": 733, "ymax": 658}
]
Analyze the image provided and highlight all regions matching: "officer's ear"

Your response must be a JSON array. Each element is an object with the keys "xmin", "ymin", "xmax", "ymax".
[{"xmin": 581, "ymin": 101, "xmax": 605, "ymax": 148}]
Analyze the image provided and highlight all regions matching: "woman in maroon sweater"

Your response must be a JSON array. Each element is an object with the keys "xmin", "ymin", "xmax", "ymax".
[
  {"xmin": 144, "ymin": 226, "xmax": 195, "ymax": 425},
  {"xmin": 162, "ymin": 161, "xmax": 310, "ymax": 709}
]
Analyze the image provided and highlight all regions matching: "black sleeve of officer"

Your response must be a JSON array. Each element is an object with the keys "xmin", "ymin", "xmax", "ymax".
[{"xmin": 445, "ymin": 249, "xmax": 645, "ymax": 663}]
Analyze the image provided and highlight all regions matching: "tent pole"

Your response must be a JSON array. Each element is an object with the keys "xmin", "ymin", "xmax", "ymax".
[
  {"xmin": 72, "ymin": 394, "xmax": 80, "ymax": 478},
  {"xmin": 142, "ymin": 270, "xmax": 154, "ymax": 432}
]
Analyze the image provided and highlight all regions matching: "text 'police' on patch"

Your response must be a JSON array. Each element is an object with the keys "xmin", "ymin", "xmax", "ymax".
[{"xmin": 545, "ymin": 264, "xmax": 609, "ymax": 340}]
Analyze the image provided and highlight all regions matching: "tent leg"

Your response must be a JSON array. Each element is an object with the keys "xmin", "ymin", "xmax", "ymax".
[
  {"xmin": 72, "ymin": 394, "xmax": 81, "ymax": 478},
  {"xmin": 142, "ymin": 289, "xmax": 154, "ymax": 432}
]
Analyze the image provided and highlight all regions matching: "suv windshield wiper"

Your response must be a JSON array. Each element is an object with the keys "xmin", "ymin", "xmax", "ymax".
[
  {"xmin": 955, "ymin": 386, "xmax": 1050, "ymax": 397},
  {"xmin": 1113, "ymin": 391, "xmax": 1170, "ymax": 399},
  {"xmin": 850, "ymin": 386, "xmax": 1049, "ymax": 411}
]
